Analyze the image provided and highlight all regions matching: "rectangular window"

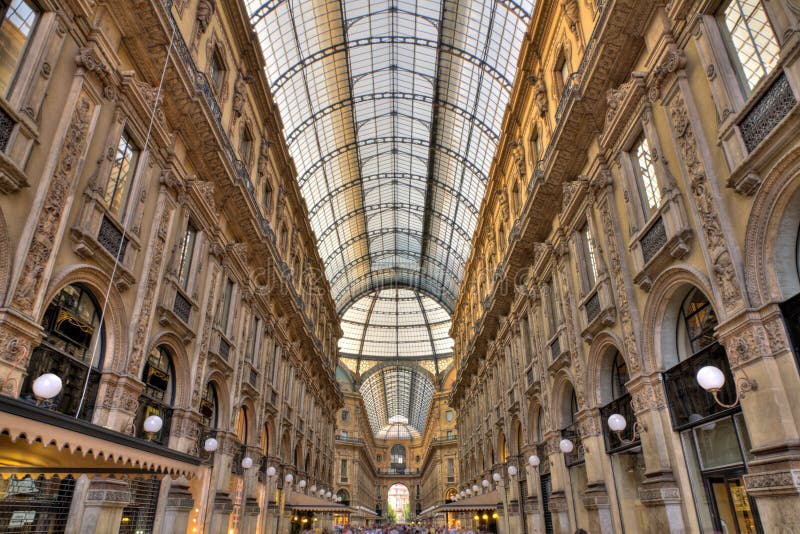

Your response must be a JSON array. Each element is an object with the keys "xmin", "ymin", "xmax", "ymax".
[
  {"xmin": 104, "ymin": 130, "xmax": 139, "ymax": 217},
  {"xmin": 547, "ymin": 276, "xmax": 560, "ymax": 335},
  {"xmin": 341, "ymin": 459, "xmax": 348, "ymax": 481},
  {"xmin": 718, "ymin": 0, "xmax": 779, "ymax": 93},
  {"xmin": 529, "ymin": 128, "xmax": 540, "ymax": 167},
  {"xmin": 445, "ymin": 410, "xmax": 454, "ymax": 422},
  {"xmin": 208, "ymin": 50, "xmax": 224, "ymax": 93},
  {"xmin": 240, "ymin": 128, "xmax": 253, "ymax": 167},
  {"xmin": 632, "ymin": 134, "xmax": 661, "ymax": 218},
  {"xmin": 447, "ymin": 458, "xmax": 455, "ymax": 479},
  {"xmin": 341, "ymin": 410, "xmax": 349, "ymax": 422},
  {"xmin": 246, "ymin": 315, "xmax": 259, "ymax": 364},
  {"xmin": 579, "ymin": 222, "xmax": 599, "ymax": 290},
  {"xmin": 560, "ymin": 58, "xmax": 570, "ymax": 88},
  {"xmin": 0, "ymin": 0, "xmax": 39, "ymax": 96},
  {"xmin": 219, "ymin": 278, "xmax": 234, "ymax": 333},
  {"xmin": 177, "ymin": 222, "xmax": 197, "ymax": 290}
]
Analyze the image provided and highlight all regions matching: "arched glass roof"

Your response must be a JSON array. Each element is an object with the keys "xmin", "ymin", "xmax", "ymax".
[
  {"xmin": 247, "ymin": 0, "xmax": 535, "ymax": 313},
  {"xmin": 247, "ymin": 0, "xmax": 535, "ymax": 438},
  {"xmin": 359, "ymin": 366, "xmax": 435, "ymax": 436},
  {"xmin": 339, "ymin": 288, "xmax": 453, "ymax": 361}
]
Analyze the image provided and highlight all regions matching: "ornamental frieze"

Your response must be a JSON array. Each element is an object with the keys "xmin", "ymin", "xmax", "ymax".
[
  {"xmin": 126, "ymin": 200, "xmax": 174, "ymax": 375},
  {"xmin": 13, "ymin": 94, "xmax": 96, "ymax": 314},
  {"xmin": 668, "ymin": 96, "xmax": 744, "ymax": 313},
  {"xmin": 593, "ymin": 179, "xmax": 642, "ymax": 374}
]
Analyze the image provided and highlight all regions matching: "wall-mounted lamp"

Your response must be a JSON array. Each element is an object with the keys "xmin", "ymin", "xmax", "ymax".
[
  {"xmin": 528, "ymin": 455, "xmax": 540, "ymax": 467},
  {"xmin": 696, "ymin": 365, "xmax": 757, "ymax": 409},
  {"xmin": 607, "ymin": 412, "xmax": 647, "ymax": 445},
  {"xmin": 559, "ymin": 439, "xmax": 574, "ymax": 453}
]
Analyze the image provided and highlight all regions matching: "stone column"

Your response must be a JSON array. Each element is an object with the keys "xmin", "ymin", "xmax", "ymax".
[
  {"xmin": 79, "ymin": 477, "xmax": 132, "ymax": 534},
  {"xmin": 627, "ymin": 375, "xmax": 688, "ymax": 533},
  {"xmin": 576, "ymin": 410, "xmax": 614, "ymax": 534},
  {"xmin": 548, "ymin": 490, "xmax": 570, "ymax": 534},
  {"xmin": 241, "ymin": 496, "xmax": 260, "ymax": 533},
  {"xmin": 208, "ymin": 492, "xmax": 234, "ymax": 534},
  {"xmin": 162, "ymin": 480, "xmax": 195, "ymax": 534},
  {"xmin": 717, "ymin": 307, "xmax": 800, "ymax": 533}
]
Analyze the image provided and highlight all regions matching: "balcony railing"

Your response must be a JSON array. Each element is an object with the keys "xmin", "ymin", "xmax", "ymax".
[
  {"xmin": 561, "ymin": 423, "xmax": 584, "ymax": 467},
  {"xmin": 663, "ymin": 342, "xmax": 737, "ymax": 430},
  {"xmin": 599, "ymin": 392, "xmax": 639, "ymax": 454}
]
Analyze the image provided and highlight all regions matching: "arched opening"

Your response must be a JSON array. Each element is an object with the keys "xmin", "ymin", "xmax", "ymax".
[
  {"xmin": 200, "ymin": 382, "xmax": 218, "ymax": 432},
  {"xmin": 387, "ymin": 483, "xmax": 410, "ymax": 524},
  {"xmin": 390, "ymin": 444, "xmax": 407, "ymax": 472},
  {"xmin": 497, "ymin": 431, "xmax": 508, "ymax": 463},
  {"xmin": 336, "ymin": 489, "xmax": 350, "ymax": 506},
  {"xmin": 280, "ymin": 431, "xmax": 292, "ymax": 463},
  {"xmin": 235, "ymin": 405, "xmax": 248, "ymax": 444},
  {"xmin": 135, "ymin": 345, "xmax": 175, "ymax": 444},
  {"xmin": 559, "ymin": 381, "xmax": 590, "ymax": 531},
  {"xmin": 660, "ymin": 285, "xmax": 761, "ymax": 533},
  {"xmin": 598, "ymin": 349, "xmax": 637, "ymax": 453},
  {"xmin": 20, "ymin": 284, "xmax": 104, "ymax": 421}
]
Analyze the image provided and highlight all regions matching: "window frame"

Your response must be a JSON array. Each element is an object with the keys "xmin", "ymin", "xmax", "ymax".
[
  {"xmin": 0, "ymin": 0, "xmax": 41, "ymax": 98},
  {"xmin": 630, "ymin": 133, "xmax": 662, "ymax": 221},
  {"xmin": 103, "ymin": 128, "xmax": 141, "ymax": 219},
  {"xmin": 207, "ymin": 47, "xmax": 226, "ymax": 96},
  {"xmin": 715, "ymin": 0, "xmax": 779, "ymax": 96},
  {"xmin": 576, "ymin": 220, "xmax": 600, "ymax": 294},
  {"xmin": 176, "ymin": 220, "xmax": 198, "ymax": 291},
  {"xmin": 218, "ymin": 277, "xmax": 235, "ymax": 336}
]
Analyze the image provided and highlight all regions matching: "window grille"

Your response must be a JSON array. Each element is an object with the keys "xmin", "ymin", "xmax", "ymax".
[
  {"xmin": 119, "ymin": 477, "xmax": 161, "ymax": 534},
  {"xmin": 0, "ymin": 475, "xmax": 75, "ymax": 534}
]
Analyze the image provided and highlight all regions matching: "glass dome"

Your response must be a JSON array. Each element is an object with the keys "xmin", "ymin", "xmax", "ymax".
[{"xmin": 339, "ymin": 288, "xmax": 453, "ymax": 362}]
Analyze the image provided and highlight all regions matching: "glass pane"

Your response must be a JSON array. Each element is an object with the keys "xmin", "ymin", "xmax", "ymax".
[
  {"xmin": 635, "ymin": 135, "xmax": 661, "ymax": 216},
  {"xmin": 104, "ymin": 132, "xmax": 139, "ymax": 217},
  {"xmin": 720, "ymin": 0, "xmax": 779, "ymax": 91},
  {"xmin": 694, "ymin": 416, "xmax": 744, "ymax": 470},
  {"xmin": 726, "ymin": 477, "xmax": 758, "ymax": 533},
  {"xmin": 177, "ymin": 223, "xmax": 196, "ymax": 289},
  {"xmin": 680, "ymin": 430, "xmax": 716, "ymax": 532},
  {"xmin": 0, "ymin": 0, "xmax": 38, "ymax": 96}
]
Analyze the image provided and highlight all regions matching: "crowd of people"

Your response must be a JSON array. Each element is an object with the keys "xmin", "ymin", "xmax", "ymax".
[{"xmin": 321, "ymin": 523, "xmax": 486, "ymax": 534}]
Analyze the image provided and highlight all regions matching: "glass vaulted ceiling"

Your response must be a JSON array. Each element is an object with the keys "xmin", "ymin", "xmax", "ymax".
[
  {"xmin": 248, "ymin": 0, "xmax": 534, "ymax": 311},
  {"xmin": 248, "ymin": 0, "xmax": 534, "ymax": 436}
]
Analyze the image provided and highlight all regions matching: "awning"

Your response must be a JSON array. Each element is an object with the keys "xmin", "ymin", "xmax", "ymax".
[
  {"xmin": 285, "ymin": 491, "xmax": 351, "ymax": 512},
  {"xmin": 0, "ymin": 396, "xmax": 201, "ymax": 479},
  {"xmin": 436, "ymin": 490, "xmax": 499, "ymax": 512}
]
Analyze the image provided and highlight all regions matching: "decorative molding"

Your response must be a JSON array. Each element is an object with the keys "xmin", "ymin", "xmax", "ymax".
[
  {"xmin": 13, "ymin": 94, "xmax": 96, "ymax": 314},
  {"xmin": 669, "ymin": 95, "xmax": 744, "ymax": 313}
]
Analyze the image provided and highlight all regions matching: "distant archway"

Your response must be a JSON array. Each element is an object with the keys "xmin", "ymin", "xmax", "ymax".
[{"xmin": 388, "ymin": 483, "xmax": 410, "ymax": 524}]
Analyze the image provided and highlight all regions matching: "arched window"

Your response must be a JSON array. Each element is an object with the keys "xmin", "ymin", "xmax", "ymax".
[
  {"xmin": 200, "ymin": 381, "xmax": 218, "ymax": 430},
  {"xmin": 600, "ymin": 350, "xmax": 637, "ymax": 453},
  {"xmin": 337, "ymin": 489, "xmax": 350, "ymax": 505},
  {"xmin": 235, "ymin": 406, "xmax": 248, "ymax": 443},
  {"xmin": 535, "ymin": 409, "xmax": 544, "ymax": 443},
  {"xmin": 135, "ymin": 346, "xmax": 174, "ymax": 444},
  {"xmin": 676, "ymin": 287, "xmax": 718, "ymax": 361},
  {"xmin": 610, "ymin": 350, "xmax": 629, "ymax": 400},
  {"xmin": 21, "ymin": 284, "xmax": 103, "ymax": 420},
  {"xmin": 390, "ymin": 444, "xmax": 407, "ymax": 470}
]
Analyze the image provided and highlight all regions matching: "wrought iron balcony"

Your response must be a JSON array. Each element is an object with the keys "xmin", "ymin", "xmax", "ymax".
[{"xmin": 663, "ymin": 342, "xmax": 737, "ymax": 430}]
